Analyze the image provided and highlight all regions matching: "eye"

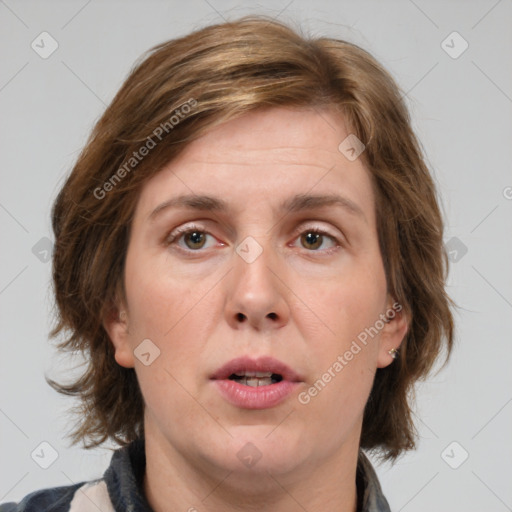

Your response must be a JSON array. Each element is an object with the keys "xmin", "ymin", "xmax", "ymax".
[
  {"xmin": 293, "ymin": 228, "xmax": 339, "ymax": 252},
  {"xmin": 181, "ymin": 230, "xmax": 210, "ymax": 250},
  {"xmin": 166, "ymin": 225, "xmax": 218, "ymax": 251}
]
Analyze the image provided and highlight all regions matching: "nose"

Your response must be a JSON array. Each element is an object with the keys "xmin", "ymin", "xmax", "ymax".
[{"xmin": 224, "ymin": 238, "xmax": 290, "ymax": 331}]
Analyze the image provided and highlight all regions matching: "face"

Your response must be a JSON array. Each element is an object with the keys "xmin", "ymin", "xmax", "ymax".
[{"xmin": 106, "ymin": 106, "xmax": 407, "ymax": 483}]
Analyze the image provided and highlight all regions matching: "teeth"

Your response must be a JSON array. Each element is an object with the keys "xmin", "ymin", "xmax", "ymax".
[
  {"xmin": 228, "ymin": 371, "xmax": 283, "ymax": 386},
  {"xmin": 230, "ymin": 375, "xmax": 276, "ymax": 386},
  {"xmin": 245, "ymin": 377, "xmax": 274, "ymax": 387},
  {"xmin": 242, "ymin": 371, "xmax": 273, "ymax": 378}
]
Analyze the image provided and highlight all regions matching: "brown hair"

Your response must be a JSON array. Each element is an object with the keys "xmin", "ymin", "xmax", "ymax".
[{"xmin": 49, "ymin": 16, "xmax": 454, "ymax": 461}]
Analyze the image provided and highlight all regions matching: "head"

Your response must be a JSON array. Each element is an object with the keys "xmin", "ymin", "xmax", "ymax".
[{"xmin": 50, "ymin": 16, "xmax": 453, "ymax": 466}]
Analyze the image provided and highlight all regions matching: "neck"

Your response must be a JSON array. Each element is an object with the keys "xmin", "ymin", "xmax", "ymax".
[{"xmin": 143, "ymin": 424, "xmax": 360, "ymax": 512}]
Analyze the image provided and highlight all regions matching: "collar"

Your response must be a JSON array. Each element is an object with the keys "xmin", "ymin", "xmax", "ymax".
[{"xmin": 356, "ymin": 451, "xmax": 391, "ymax": 512}]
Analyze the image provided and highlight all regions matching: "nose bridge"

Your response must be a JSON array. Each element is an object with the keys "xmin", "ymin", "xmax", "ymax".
[
  {"xmin": 233, "ymin": 234, "xmax": 279, "ymax": 301},
  {"xmin": 225, "ymin": 233, "xmax": 289, "ymax": 329}
]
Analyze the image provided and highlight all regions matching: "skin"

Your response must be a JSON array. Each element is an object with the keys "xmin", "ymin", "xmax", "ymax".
[{"xmin": 105, "ymin": 106, "xmax": 407, "ymax": 512}]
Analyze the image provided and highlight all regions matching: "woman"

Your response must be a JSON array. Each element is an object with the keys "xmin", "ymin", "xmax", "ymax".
[{"xmin": 1, "ymin": 16, "xmax": 453, "ymax": 512}]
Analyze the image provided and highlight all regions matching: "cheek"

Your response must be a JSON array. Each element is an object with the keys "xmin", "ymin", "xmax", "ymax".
[
  {"xmin": 298, "ymin": 262, "xmax": 387, "ymax": 346},
  {"xmin": 294, "ymin": 258, "xmax": 386, "ymax": 418},
  {"xmin": 123, "ymin": 256, "xmax": 213, "ymax": 426},
  {"xmin": 302, "ymin": 360, "xmax": 376, "ymax": 443},
  {"xmin": 123, "ymin": 250, "xmax": 225, "ymax": 383},
  {"xmin": 297, "ymin": 279, "xmax": 382, "ymax": 431},
  {"xmin": 124, "ymin": 247, "xmax": 209, "ymax": 338}
]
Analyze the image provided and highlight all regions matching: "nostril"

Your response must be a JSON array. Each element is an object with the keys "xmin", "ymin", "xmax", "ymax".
[
  {"xmin": 236, "ymin": 312, "xmax": 246, "ymax": 322},
  {"xmin": 267, "ymin": 312, "xmax": 277, "ymax": 320}
]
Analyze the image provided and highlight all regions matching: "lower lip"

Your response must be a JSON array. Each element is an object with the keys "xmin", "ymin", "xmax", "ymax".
[{"xmin": 212, "ymin": 379, "xmax": 300, "ymax": 409}]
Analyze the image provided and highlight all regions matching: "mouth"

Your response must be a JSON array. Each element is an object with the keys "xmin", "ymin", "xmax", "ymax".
[
  {"xmin": 210, "ymin": 355, "xmax": 303, "ymax": 384},
  {"xmin": 227, "ymin": 371, "xmax": 283, "ymax": 387},
  {"xmin": 210, "ymin": 356, "xmax": 303, "ymax": 410}
]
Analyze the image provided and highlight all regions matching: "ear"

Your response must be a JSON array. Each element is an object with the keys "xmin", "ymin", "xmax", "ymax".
[
  {"xmin": 376, "ymin": 298, "xmax": 408, "ymax": 369},
  {"xmin": 103, "ymin": 300, "xmax": 135, "ymax": 369}
]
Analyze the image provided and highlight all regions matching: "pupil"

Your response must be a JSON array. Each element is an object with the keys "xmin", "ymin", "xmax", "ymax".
[
  {"xmin": 186, "ymin": 231, "xmax": 205, "ymax": 249},
  {"xmin": 302, "ymin": 232, "xmax": 321, "ymax": 249}
]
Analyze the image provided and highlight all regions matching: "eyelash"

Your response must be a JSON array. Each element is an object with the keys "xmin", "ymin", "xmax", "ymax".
[{"xmin": 165, "ymin": 223, "xmax": 342, "ymax": 255}]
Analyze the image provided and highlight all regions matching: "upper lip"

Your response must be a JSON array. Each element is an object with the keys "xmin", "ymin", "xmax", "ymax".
[{"xmin": 210, "ymin": 356, "xmax": 303, "ymax": 382}]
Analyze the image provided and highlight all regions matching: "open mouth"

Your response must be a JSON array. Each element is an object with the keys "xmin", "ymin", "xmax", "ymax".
[
  {"xmin": 211, "ymin": 356, "xmax": 302, "ymax": 383},
  {"xmin": 211, "ymin": 356, "xmax": 302, "ymax": 409},
  {"xmin": 228, "ymin": 371, "xmax": 283, "ymax": 387}
]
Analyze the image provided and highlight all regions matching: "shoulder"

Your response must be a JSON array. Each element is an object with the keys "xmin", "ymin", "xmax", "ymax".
[
  {"xmin": 0, "ymin": 482, "xmax": 82, "ymax": 512},
  {"xmin": 0, "ymin": 479, "xmax": 113, "ymax": 512}
]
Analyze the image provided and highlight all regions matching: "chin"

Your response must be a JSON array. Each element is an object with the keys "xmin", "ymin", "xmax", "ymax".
[{"xmin": 203, "ymin": 425, "xmax": 310, "ymax": 478}]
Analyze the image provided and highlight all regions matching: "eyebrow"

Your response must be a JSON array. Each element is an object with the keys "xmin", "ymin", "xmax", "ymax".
[
  {"xmin": 149, "ymin": 193, "xmax": 366, "ymax": 222},
  {"xmin": 282, "ymin": 193, "xmax": 366, "ymax": 221}
]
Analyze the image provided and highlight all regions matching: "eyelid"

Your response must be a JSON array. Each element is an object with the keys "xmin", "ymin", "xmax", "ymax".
[
  {"xmin": 290, "ymin": 222, "xmax": 343, "ymax": 245},
  {"xmin": 165, "ymin": 221, "xmax": 344, "ymax": 253},
  {"xmin": 165, "ymin": 222, "xmax": 215, "ymax": 245}
]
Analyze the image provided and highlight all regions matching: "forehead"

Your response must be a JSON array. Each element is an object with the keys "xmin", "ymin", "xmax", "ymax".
[{"xmin": 134, "ymin": 107, "xmax": 376, "ymax": 224}]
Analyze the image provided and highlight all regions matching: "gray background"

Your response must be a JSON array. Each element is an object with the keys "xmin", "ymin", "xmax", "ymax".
[{"xmin": 1, "ymin": 1, "xmax": 511, "ymax": 510}]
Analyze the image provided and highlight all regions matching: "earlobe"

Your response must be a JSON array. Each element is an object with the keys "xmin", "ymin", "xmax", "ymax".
[
  {"xmin": 103, "ymin": 304, "xmax": 135, "ymax": 369},
  {"xmin": 377, "ymin": 300, "xmax": 408, "ymax": 369}
]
